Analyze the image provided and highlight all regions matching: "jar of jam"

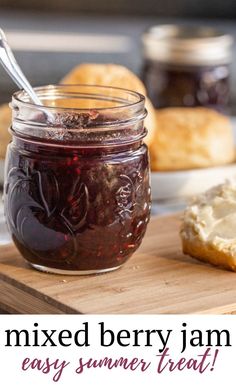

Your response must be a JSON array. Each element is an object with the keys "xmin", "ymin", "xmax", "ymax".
[
  {"xmin": 142, "ymin": 25, "xmax": 233, "ymax": 112},
  {"xmin": 4, "ymin": 85, "xmax": 151, "ymax": 275}
]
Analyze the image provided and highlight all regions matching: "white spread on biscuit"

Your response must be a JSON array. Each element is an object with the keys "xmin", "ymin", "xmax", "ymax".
[{"xmin": 182, "ymin": 180, "xmax": 236, "ymax": 254}]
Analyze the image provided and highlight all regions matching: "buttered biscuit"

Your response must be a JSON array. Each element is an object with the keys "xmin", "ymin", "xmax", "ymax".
[{"xmin": 180, "ymin": 180, "xmax": 236, "ymax": 271}]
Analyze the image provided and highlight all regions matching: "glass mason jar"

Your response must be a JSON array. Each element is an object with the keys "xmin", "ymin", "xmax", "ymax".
[
  {"xmin": 142, "ymin": 25, "xmax": 233, "ymax": 112},
  {"xmin": 4, "ymin": 85, "xmax": 151, "ymax": 275}
]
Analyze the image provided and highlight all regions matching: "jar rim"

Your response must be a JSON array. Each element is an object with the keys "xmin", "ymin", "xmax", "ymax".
[
  {"xmin": 12, "ymin": 84, "xmax": 145, "ymax": 111},
  {"xmin": 144, "ymin": 24, "xmax": 233, "ymax": 43},
  {"xmin": 11, "ymin": 84, "xmax": 147, "ymax": 147},
  {"xmin": 142, "ymin": 24, "xmax": 233, "ymax": 65}
]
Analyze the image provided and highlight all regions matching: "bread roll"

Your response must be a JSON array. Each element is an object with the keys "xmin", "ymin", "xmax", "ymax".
[
  {"xmin": 150, "ymin": 107, "xmax": 234, "ymax": 171},
  {"xmin": 0, "ymin": 103, "xmax": 11, "ymax": 159},
  {"xmin": 61, "ymin": 63, "xmax": 147, "ymax": 95}
]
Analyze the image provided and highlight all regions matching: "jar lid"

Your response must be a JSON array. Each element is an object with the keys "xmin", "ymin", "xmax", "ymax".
[{"xmin": 142, "ymin": 25, "xmax": 233, "ymax": 65}]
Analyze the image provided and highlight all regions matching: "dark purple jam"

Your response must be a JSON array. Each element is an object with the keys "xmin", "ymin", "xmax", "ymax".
[
  {"xmin": 142, "ymin": 61, "xmax": 230, "ymax": 112},
  {"xmin": 4, "ymin": 113, "xmax": 151, "ymax": 272}
]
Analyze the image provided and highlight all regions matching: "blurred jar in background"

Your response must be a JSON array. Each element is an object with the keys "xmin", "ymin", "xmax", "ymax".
[{"xmin": 142, "ymin": 25, "xmax": 233, "ymax": 113}]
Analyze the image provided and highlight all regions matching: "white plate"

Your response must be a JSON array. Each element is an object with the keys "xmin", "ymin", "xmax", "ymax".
[{"xmin": 151, "ymin": 163, "xmax": 236, "ymax": 201}]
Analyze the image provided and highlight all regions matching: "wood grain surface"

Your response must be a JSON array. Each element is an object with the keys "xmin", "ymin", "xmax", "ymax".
[{"xmin": 0, "ymin": 214, "xmax": 236, "ymax": 314}]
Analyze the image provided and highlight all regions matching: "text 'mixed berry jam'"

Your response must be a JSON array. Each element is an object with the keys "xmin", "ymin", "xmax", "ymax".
[{"xmin": 4, "ymin": 85, "xmax": 151, "ymax": 275}]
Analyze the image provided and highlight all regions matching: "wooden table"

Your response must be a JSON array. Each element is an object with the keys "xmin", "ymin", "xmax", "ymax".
[{"xmin": 1, "ymin": 214, "xmax": 236, "ymax": 314}]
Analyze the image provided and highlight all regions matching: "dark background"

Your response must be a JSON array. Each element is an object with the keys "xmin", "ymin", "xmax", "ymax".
[
  {"xmin": 0, "ymin": 0, "xmax": 236, "ymax": 18},
  {"xmin": 0, "ymin": 0, "xmax": 235, "ymax": 107}
]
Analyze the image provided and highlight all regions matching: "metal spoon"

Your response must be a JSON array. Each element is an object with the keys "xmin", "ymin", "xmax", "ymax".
[{"xmin": 0, "ymin": 28, "xmax": 42, "ymax": 105}]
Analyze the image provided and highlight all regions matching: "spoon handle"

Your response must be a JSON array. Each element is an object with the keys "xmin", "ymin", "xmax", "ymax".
[{"xmin": 0, "ymin": 29, "xmax": 42, "ymax": 105}]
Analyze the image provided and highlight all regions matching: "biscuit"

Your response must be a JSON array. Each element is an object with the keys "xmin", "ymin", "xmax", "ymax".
[
  {"xmin": 0, "ymin": 103, "xmax": 11, "ymax": 159},
  {"xmin": 61, "ymin": 63, "xmax": 147, "ymax": 95},
  {"xmin": 150, "ymin": 107, "xmax": 234, "ymax": 171}
]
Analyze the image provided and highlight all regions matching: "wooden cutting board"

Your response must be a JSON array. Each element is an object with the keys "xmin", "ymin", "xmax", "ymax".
[{"xmin": 1, "ymin": 214, "xmax": 236, "ymax": 314}]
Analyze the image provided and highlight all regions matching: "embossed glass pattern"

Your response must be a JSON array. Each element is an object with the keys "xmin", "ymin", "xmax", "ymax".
[{"xmin": 4, "ymin": 85, "xmax": 151, "ymax": 274}]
